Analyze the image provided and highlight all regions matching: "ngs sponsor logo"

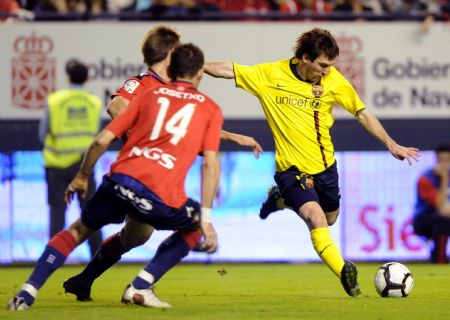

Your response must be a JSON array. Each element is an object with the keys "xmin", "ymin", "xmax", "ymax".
[{"xmin": 129, "ymin": 146, "xmax": 176, "ymax": 169}]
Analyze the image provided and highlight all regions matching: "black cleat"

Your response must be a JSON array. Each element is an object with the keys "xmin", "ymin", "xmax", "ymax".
[
  {"xmin": 259, "ymin": 185, "xmax": 282, "ymax": 220},
  {"xmin": 63, "ymin": 276, "xmax": 92, "ymax": 301},
  {"xmin": 340, "ymin": 261, "xmax": 361, "ymax": 297}
]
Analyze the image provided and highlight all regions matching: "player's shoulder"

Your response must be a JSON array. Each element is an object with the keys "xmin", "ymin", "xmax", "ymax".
[
  {"xmin": 124, "ymin": 70, "xmax": 166, "ymax": 88},
  {"xmin": 327, "ymin": 67, "xmax": 348, "ymax": 81},
  {"xmin": 323, "ymin": 67, "xmax": 352, "ymax": 88}
]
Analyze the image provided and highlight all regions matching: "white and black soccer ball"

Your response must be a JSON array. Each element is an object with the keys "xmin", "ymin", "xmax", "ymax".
[{"xmin": 374, "ymin": 262, "xmax": 414, "ymax": 297}]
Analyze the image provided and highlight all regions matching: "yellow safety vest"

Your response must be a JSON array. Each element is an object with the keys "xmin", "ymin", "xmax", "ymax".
[{"xmin": 43, "ymin": 89, "xmax": 101, "ymax": 169}]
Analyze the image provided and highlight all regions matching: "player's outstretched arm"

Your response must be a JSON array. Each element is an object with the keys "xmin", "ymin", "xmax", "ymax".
[
  {"xmin": 204, "ymin": 62, "xmax": 235, "ymax": 79},
  {"xmin": 220, "ymin": 130, "xmax": 263, "ymax": 159},
  {"xmin": 356, "ymin": 108, "xmax": 420, "ymax": 165},
  {"xmin": 199, "ymin": 150, "xmax": 220, "ymax": 253},
  {"xmin": 65, "ymin": 129, "xmax": 116, "ymax": 203}
]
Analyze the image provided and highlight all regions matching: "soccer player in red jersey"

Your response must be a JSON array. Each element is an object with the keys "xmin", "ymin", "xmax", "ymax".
[
  {"xmin": 8, "ymin": 43, "xmax": 222, "ymax": 310},
  {"xmin": 55, "ymin": 24, "xmax": 263, "ymax": 303}
]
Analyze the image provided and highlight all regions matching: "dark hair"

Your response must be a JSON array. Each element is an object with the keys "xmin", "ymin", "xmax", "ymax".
[
  {"xmin": 435, "ymin": 143, "xmax": 450, "ymax": 153},
  {"xmin": 294, "ymin": 28, "xmax": 339, "ymax": 62},
  {"xmin": 168, "ymin": 43, "xmax": 204, "ymax": 81},
  {"xmin": 65, "ymin": 59, "xmax": 88, "ymax": 85},
  {"xmin": 141, "ymin": 25, "xmax": 181, "ymax": 67}
]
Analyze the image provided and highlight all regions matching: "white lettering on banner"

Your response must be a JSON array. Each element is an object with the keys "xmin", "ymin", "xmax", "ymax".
[
  {"xmin": 153, "ymin": 87, "xmax": 205, "ymax": 102},
  {"xmin": 128, "ymin": 146, "xmax": 176, "ymax": 169},
  {"xmin": 113, "ymin": 184, "xmax": 153, "ymax": 211}
]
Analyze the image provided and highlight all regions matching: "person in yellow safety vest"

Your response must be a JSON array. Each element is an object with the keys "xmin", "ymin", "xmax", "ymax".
[{"xmin": 39, "ymin": 59, "xmax": 103, "ymax": 258}]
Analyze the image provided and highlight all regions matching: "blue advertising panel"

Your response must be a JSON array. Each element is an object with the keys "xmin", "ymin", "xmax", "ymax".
[{"xmin": 0, "ymin": 151, "xmax": 437, "ymax": 263}]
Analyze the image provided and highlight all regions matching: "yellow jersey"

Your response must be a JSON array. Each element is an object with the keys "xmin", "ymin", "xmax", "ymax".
[{"xmin": 234, "ymin": 58, "xmax": 365, "ymax": 174}]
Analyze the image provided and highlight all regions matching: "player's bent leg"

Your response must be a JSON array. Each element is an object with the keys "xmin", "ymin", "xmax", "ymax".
[
  {"xmin": 298, "ymin": 202, "xmax": 360, "ymax": 297},
  {"xmin": 8, "ymin": 219, "xmax": 94, "ymax": 310}
]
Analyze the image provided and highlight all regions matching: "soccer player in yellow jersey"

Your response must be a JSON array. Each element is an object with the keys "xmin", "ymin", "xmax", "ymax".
[{"xmin": 205, "ymin": 28, "xmax": 420, "ymax": 297}]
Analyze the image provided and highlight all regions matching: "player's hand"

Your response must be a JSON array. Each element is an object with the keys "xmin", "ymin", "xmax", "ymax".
[
  {"xmin": 64, "ymin": 172, "xmax": 89, "ymax": 204},
  {"xmin": 199, "ymin": 222, "xmax": 218, "ymax": 254},
  {"xmin": 389, "ymin": 144, "xmax": 420, "ymax": 166},
  {"xmin": 231, "ymin": 133, "xmax": 264, "ymax": 159}
]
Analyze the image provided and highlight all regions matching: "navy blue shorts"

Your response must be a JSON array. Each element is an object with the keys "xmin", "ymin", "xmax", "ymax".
[
  {"xmin": 81, "ymin": 175, "xmax": 200, "ymax": 231},
  {"xmin": 274, "ymin": 162, "xmax": 340, "ymax": 214}
]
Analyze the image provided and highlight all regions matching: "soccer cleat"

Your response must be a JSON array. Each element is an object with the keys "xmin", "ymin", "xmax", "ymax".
[
  {"xmin": 259, "ymin": 185, "xmax": 282, "ymax": 220},
  {"xmin": 63, "ymin": 275, "xmax": 92, "ymax": 301},
  {"xmin": 121, "ymin": 283, "xmax": 172, "ymax": 308},
  {"xmin": 7, "ymin": 296, "xmax": 30, "ymax": 311},
  {"xmin": 340, "ymin": 261, "xmax": 361, "ymax": 297}
]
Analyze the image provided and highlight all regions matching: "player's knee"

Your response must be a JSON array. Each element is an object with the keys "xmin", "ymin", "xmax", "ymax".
[
  {"xmin": 67, "ymin": 219, "xmax": 92, "ymax": 242},
  {"xmin": 326, "ymin": 209, "xmax": 340, "ymax": 226},
  {"xmin": 298, "ymin": 202, "xmax": 327, "ymax": 228},
  {"xmin": 120, "ymin": 229, "xmax": 152, "ymax": 249}
]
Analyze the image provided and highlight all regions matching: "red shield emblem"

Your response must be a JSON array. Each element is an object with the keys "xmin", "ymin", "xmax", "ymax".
[
  {"xmin": 335, "ymin": 34, "xmax": 365, "ymax": 100},
  {"xmin": 11, "ymin": 31, "xmax": 56, "ymax": 110}
]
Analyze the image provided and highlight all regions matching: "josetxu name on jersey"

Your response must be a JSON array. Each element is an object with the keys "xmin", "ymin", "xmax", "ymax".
[{"xmin": 154, "ymin": 87, "xmax": 205, "ymax": 102}]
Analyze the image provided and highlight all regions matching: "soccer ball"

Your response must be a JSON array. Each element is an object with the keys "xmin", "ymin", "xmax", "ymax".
[{"xmin": 374, "ymin": 262, "xmax": 414, "ymax": 297}]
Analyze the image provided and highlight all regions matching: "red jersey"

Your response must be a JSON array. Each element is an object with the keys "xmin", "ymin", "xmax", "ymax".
[
  {"xmin": 114, "ymin": 68, "xmax": 166, "ymax": 102},
  {"xmin": 106, "ymin": 81, "xmax": 223, "ymax": 208}
]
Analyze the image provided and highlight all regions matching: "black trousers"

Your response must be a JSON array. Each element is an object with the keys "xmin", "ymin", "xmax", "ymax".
[
  {"xmin": 45, "ymin": 161, "xmax": 103, "ymax": 258},
  {"xmin": 414, "ymin": 212, "xmax": 450, "ymax": 263}
]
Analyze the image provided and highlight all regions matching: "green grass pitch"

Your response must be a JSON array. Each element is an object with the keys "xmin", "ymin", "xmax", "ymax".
[{"xmin": 1, "ymin": 263, "xmax": 449, "ymax": 320}]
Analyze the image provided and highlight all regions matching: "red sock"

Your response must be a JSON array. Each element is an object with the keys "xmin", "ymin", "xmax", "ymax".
[
  {"xmin": 177, "ymin": 229, "xmax": 202, "ymax": 249},
  {"xmin": 48, "ymin": 230, "xmax": 78, "ymax": 257},
  {"xmin": 103, "ymin": 232, "xmax": 127, "ymax": 259}
]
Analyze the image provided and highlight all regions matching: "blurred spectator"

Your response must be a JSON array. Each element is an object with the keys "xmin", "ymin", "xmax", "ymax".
[
  {"xmin": 242, "ymin": 0, "xmax": 270, "ymax": 14},
  {"xmin": 381, "ymin": 0, "xmax": 441, "ymax": 31},
  {"xmin": 0, "ymin": 0, "xmax": 20, "ymax": 21},
  {"xmin": 144, "ymin": 0, "xmax": 219, "ymax": 16},
  {"xmin": 334, "ymin": 0, "xmax": 374, "ymax": 13},
  {"xmin": 297, "ymin": 0, "xmax": 334, "ymax": 14},
  {"xmin": 39, "ymin": 59, "xmax": 103, "ymax": 258},
  {"xmin": 271, "ymin": 0, "xmax": 299, "ymax": 13},
  {"xmin": 413, "ymin": 143, "xmax": 450, "ymax": 264},
  {"xmin": 0, "ymin": 0, "xmax": 34, "ymax": 22},
  {"xmin": 33, "ymin": 0, "xmax": 106, "ymax": 14}
]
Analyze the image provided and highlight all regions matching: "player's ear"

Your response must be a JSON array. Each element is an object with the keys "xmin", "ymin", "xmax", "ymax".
[
  {"xmin": 195, "ymin": 67, "xmax": 204, "ymax": 86},
  {"xmin": 301, "ymin": 53, "xmax": 311, "ymax": 64}
]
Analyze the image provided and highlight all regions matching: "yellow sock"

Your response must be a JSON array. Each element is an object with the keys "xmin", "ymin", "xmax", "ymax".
[{"xmin": 310, "ymin": 227, "xmax": 345, "ymax": 278}]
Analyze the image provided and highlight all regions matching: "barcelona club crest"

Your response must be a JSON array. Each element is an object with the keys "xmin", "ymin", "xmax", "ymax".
[
  {"xmin": 312, "ymin": 83, "xmax": 324, "ymax": 98},
  {"xmin": 11, "ymin": 31, "xmax": 56, "ymax": 110}
]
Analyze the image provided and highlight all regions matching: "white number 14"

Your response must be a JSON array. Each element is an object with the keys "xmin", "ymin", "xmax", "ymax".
[{"xmin": 150, "ymin": 97, "xmax": 196, "ymax": 145}]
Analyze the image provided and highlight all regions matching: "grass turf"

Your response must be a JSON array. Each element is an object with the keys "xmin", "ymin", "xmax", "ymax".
[{"xmin": 1, "ymin": 263, "xmax": 449, "ymax": 320}]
